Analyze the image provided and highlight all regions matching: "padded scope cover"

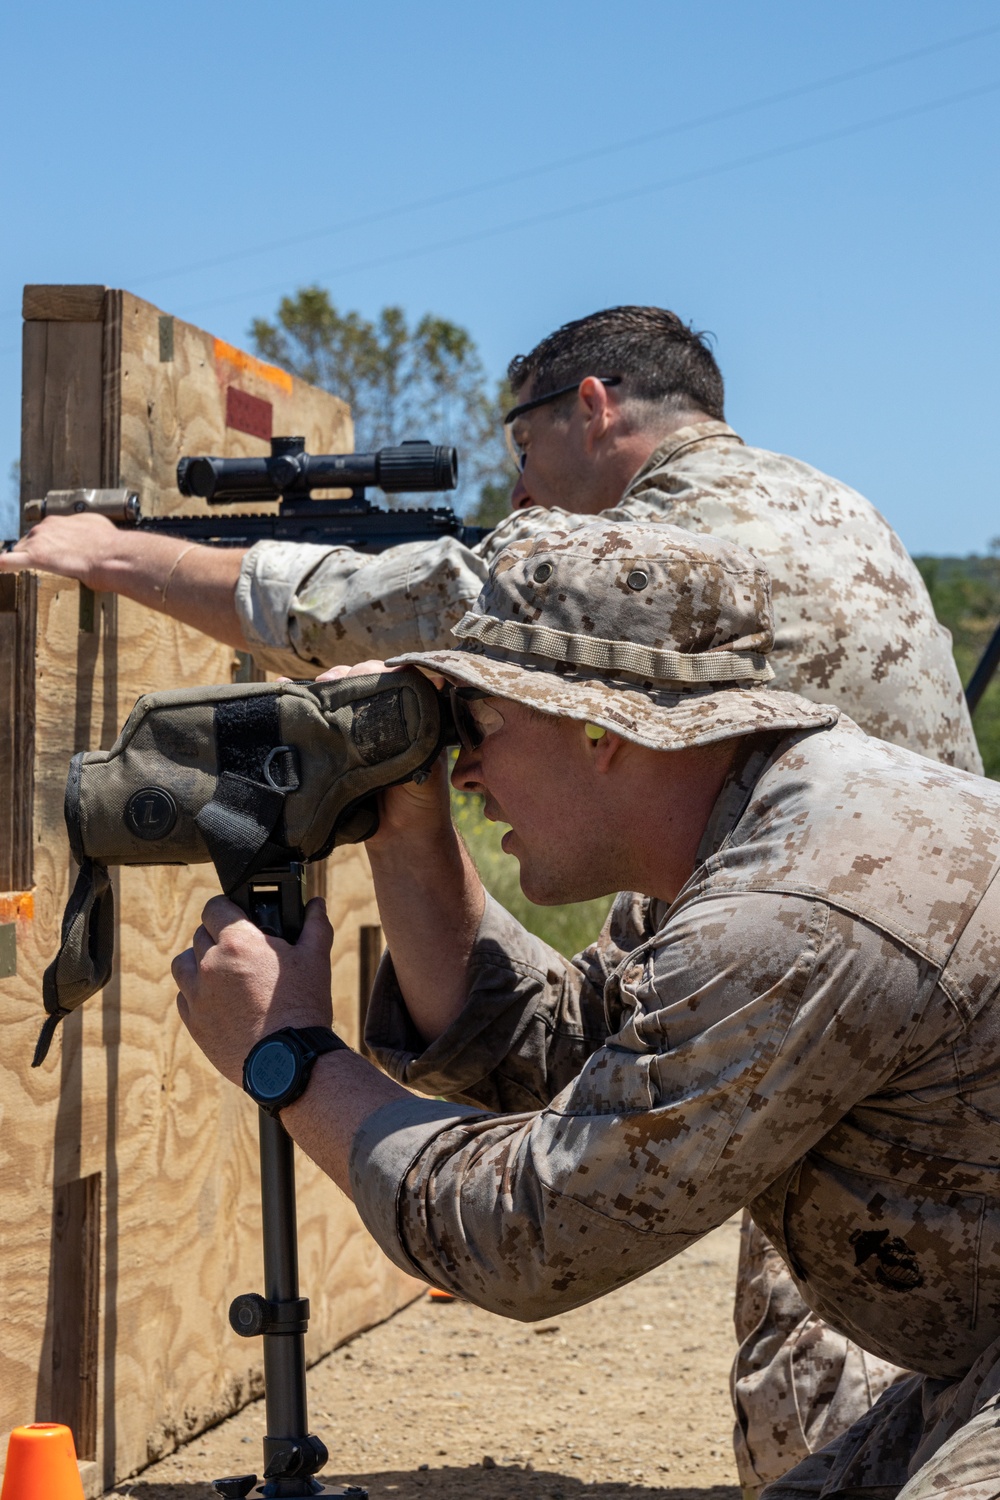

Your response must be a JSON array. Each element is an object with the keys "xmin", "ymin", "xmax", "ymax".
[{"xmin": 36, "ymin": 669, "xmax": 455, "ymax": 1065}]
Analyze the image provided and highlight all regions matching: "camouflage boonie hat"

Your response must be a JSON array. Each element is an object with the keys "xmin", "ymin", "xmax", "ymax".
[{"xmin": 389, "ymin": 522, "xmax": 839, "ymax": 750}]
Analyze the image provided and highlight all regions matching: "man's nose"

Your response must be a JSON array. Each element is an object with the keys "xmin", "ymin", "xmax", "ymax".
[
  {"xmin": 451, "ymin": 746, "xmax": 484, "ymax": 793},
  {"xmin": 510, "ymin": 473, "xmax": 533, "ymax": 510}
]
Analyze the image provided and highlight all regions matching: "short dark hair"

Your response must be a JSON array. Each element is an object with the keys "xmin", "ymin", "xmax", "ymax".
[{"xmin": 507, "ymin": 305, "xmax": 725, "ymax": 423}]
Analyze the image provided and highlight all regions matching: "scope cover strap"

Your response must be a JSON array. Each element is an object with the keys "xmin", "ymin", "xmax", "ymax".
[
  {"xmin": 36, "ymin": 857, "xmax": 115, "ymax": 1066},
  {"xmin": 195, "ymin": 696, "xmax": 296, "ymax": 893}
]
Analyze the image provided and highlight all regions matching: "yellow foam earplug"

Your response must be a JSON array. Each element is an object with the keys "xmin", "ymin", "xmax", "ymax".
[{"xmin": 585, "ymin": 722, "xmax": 607, "ymax": 740}]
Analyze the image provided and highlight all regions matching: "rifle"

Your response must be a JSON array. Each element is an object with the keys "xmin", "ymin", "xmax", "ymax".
[{"xmin": 18, "ymin": 436, "xmax": 490, "ymax": 552}]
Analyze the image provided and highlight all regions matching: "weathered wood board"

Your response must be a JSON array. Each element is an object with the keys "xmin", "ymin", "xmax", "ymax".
[{"xmin": 0, "ymin": 288, "xmax": 419, "ymax": 1495}]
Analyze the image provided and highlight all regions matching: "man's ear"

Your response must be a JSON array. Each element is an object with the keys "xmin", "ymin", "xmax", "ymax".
[
  {"xmin": 589, "ymin": 726, "xmax": 627, "ymax": 771},
  {"xmin": 577, "ymin": 376, "xmax": 616, "ymax": 451}
]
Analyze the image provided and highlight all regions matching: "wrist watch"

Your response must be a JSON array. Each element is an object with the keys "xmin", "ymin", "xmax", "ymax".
[{"xmin": 242, "ymin": 1026, "xmax": 348, "ymax": 1118}]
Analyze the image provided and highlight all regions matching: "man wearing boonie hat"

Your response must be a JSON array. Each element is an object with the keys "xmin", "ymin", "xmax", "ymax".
[{"xmin": 175, "ymin": 521, "xmax": 1000, "ymax": 1500}]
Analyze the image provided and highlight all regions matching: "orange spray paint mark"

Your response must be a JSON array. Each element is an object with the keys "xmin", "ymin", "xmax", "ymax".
[
  {"xmin": 0, "ymin": 891, "xmax": 34, "ymax": 924},
  {"xmin": 213, "ymin": 338, "xmax": 293, "ymax": 395}
]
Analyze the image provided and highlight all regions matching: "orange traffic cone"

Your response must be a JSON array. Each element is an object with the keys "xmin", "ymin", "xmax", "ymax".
[{"xmin": 1, "ymin": 1424, "xmax": 85, "ymax": 1500}]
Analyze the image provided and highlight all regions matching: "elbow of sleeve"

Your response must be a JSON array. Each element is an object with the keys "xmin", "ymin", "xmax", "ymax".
[{"xmin": 461, "ymin": 1273, "xmax": 594, "ymax": 1324}]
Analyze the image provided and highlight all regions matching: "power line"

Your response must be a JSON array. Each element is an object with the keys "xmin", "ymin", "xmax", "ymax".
[
  {"xmin": 175, "ymin": 75, "xmax": 1000, "ymax": 321},
  {"xmin": 1, "ymin": 21, "xmax": 997, "ymax": 332},
  {"xmin": 127, "ymin": 20, "xmax": 1000, "ymax": 289}
]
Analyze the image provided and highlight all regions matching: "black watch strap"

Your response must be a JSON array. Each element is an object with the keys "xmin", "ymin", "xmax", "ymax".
[
  {"xmin": 243, "ymin": 1026, "xmax": 349, "ymax": 1118},
  {"xmin": 293, "ymin": 1025, "xmax": 349, "ymax": 1058}
]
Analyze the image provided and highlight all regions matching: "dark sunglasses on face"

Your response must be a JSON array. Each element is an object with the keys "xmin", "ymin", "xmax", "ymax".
[{"xmin": 448, "ymin": 685, "xmax": 505, "ymax": 754}]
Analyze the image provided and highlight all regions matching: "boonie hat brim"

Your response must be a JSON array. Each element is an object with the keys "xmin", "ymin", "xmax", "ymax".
[{"xmin": 387, "ymin": 646, "xmax": 839, "ymax": 752}]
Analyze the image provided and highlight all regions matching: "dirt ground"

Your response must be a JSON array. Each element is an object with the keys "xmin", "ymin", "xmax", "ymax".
[{"xmin": 109, "ymin": 1217, "xmax": 742, "ymax": 1500}]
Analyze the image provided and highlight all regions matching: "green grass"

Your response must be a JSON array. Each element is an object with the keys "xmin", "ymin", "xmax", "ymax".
[
  {"xmin": 451, "ymin": 554, "xmax": 1000, "ymax": 958},
  {"xmin": 915, "ymin": 554, "xmax": 1000, "ymax": 780}
]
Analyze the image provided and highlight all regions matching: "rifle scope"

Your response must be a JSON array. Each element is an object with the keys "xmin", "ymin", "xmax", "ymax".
[{"xmin": 177, "ymin": 437, "xmax": 458, "ymax": 503}]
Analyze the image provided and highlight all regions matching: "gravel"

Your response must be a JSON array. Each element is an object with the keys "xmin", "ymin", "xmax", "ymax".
[{"xmin": 111, "ymin": 1218, "xmax": 741, "ymax": 1500}]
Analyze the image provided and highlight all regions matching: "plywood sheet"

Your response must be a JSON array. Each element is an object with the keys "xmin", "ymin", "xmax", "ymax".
[{"xmin": 1, "ymin": 290, "xmax": 420, "ymax": 1493}]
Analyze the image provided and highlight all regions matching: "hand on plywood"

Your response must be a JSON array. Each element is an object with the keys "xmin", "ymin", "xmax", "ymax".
[
  {"xmin": 0, "ymin": 512, "xmax": 248, "ymax": 649},
  {"xmin": 173, "ymin": 894, "xmax": 334, "ymax": 1088}
]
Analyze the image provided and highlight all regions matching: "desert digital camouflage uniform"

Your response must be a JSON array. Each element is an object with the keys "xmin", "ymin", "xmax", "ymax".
[
  {"xmin": 354, "ymin": 715, "xmax": 1000, "ymax": 1499},
  {"xmin": 343, "ymin": 521, "xmax": 1000, "ymax": 1499},
  {"xmin": 234, "ymin": 419, "xmax": 980, "ymax": 775},
  {"xmin": 237, "ymin": 420, "xmax": 982, "ymax": 1487}
]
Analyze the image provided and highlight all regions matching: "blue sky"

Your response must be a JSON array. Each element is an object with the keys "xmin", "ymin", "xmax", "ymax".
[{"xmin": 1, "ymin": 1, "xmax": 998, "ymax": 553}]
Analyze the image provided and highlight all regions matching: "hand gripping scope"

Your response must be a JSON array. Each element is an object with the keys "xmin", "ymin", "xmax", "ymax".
[{"xmin": 36, "ymin": 668, "xmax": 454, "ymax": 1067}]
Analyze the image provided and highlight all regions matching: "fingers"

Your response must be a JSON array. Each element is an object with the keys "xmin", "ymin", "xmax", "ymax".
[
  {"xmin": 299, "ymin": 897, "xmax": 334, "ymax": 955},
  {"xmin": 199, "ymin": 894, "xmax": 332, "ymax": 951},
  {"xmin": 192, "ymin": 924, "xmax": 213, "ymax": 963},
  {"xmin": 313, "ymin": 659, "xmax": 392, "ymax": 683},
  {"xmin": 200, "ymin": 894, "xmax": 254, "ymax": 941},
  {"xmin": 171, "ymin": 945, "xmax": 197, "ymax": 994}
]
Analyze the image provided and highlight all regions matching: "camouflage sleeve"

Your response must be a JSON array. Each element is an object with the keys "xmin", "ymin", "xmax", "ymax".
[
  {"xmin": 349, "ymin": 891, "xmax": 928, "ymax": 1320},
  {"xmin": 233, "ymin": 506, "xmax": 626, "ymax": 672},
  {"xmin": 362, "ymin": 893, "xmax": 620, "ymax": 1111},
  {"xmin": 233, "ymin": 536, "xmax": 490, "ymax": 673}
]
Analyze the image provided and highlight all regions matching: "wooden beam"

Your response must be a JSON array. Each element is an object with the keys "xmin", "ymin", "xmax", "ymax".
[
  {"xmin": 22, "ymin": 286, "xmax": 107, "ymax": 323},
  {"xmin": 0, "ymin": 571, "xmax": 37, "ymax": 891},
  {"xmin": 12, "ymin": 307, "xmax": 106, "ymax": 894},
  {"xmin": 20, "ymin": 318, "xmax": 104, "ymax": 511},
  {"xmin": 50, "ymin": 1173, "xmax": 101, "ymax": 1460},
  {"xmin": 358, "ymin": 923, "xmax": 384, "ymax": 1054}
]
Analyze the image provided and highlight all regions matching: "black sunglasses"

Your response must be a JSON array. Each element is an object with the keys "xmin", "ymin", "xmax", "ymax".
[
  {"xmin": 448, "ymin": 685, "xmax": 495, "ymax": 754},
  {"xmin": 503, "ymin": 374, "xmax": 622, "ymax": 427}
]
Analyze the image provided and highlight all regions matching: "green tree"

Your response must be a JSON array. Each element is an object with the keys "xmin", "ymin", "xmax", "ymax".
[{"xmin": 251, "ymin": 287, "xmax": 512, "ymax": 518}]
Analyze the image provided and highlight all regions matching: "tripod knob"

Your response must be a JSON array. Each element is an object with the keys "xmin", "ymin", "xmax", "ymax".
[
  {"xmin": 213, "ymin": 1477, "xmax": 257, "ymax": 1498},
  {"xmin": 230, "ymin": 1293, "xmax": 270, "ymax": 1337},
  {"xmin": 229, "ymin": 1291, "xmax": 310, "ymax": 1336}
]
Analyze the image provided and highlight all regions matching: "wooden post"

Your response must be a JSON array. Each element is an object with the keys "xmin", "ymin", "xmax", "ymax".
[{"xmin": 0, "ymin": 288, "xmax": 420, "ymax": 1496}]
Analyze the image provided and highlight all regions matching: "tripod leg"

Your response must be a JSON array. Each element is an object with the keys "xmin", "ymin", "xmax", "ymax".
[
  {"xmin": 257, "ymin": 1109, "xmax": 322, "ymax": 1490},
  {"xmin": 215, "ymin": 865, "xmax": 367, "ymax": 1500}
]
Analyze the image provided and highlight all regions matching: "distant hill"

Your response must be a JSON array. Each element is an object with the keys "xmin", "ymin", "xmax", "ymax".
[{"xmin": 915, "ymin": 554, "xmax": 1000, "ymax": 778}]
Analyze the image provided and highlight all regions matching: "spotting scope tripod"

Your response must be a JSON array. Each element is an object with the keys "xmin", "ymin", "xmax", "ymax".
[{"xmin": 214, "ymin": 865, "xmax": 365, "ymax": 1500}]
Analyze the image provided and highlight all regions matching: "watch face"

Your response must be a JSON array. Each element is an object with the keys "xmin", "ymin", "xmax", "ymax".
[{"xmin": 247, "ymin": 1039, "xmax": 298, "ymax": 1101}]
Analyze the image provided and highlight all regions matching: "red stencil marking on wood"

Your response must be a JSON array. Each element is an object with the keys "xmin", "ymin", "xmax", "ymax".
[{"xmin": 226, "ymin": 386, "xmax": 273, "ymax": 441}]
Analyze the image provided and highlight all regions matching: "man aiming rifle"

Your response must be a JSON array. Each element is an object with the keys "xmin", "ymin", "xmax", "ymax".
[
  {"xmin": 173, "ymin": 522, "xmax": 1000, "ymax": 1500},
  {"xmin": 4, "ymin": 305, "xmax": 982, "ymax": 1490}
]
